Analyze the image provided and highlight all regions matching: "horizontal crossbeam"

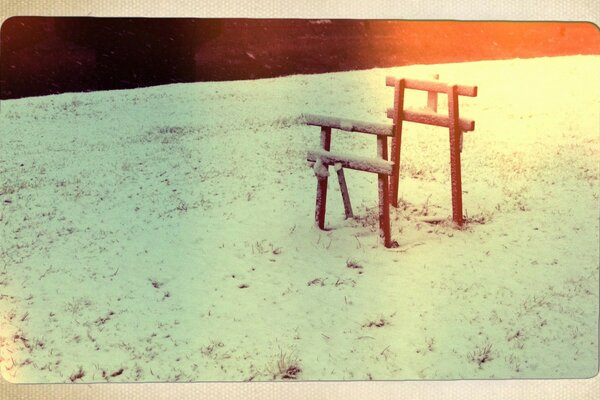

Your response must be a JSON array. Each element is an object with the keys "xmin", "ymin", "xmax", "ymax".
[
  {"xmin": 303, "ymin": 114, "xmax": 393, "ymax": 137},
  {"xmin": 307, "ymin": 149, "xmax": 394, "ymax": 176},
  {"xmin": 386, "ymin": 107, "xmax": 475, "ymax": 131},
  {"xmin": 385, "ymin": 77, "xmax": 478, "ymax": 97}
]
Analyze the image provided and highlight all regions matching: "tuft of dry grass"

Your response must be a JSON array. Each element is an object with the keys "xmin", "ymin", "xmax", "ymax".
[
  {"xmin": 464, "ymin": 210, "xmax": 494, "ymax": 225},
  {"xmin": 64, "ymin": 297, "xmax": 92, "ymax": 317},
  {"xmin": 362, "ymin": 316, "xmax": 387, "ymax": 328},
  {"xmin": 307, "ymin": 277, "xmax": 326, "ymax": 287},
  {"xmin": 273, "ymin": 350, "xmax": 302, "ymax": 380},
  {"xmin": 467, "ymin": 343, "xmax": 493, "ymax": 368},
  {"xmin": 69, "ymin": 367, "xmax": 85, "ymax": 382},
  {"xmin": 519, "ymin": 295, "xmax": 550, "ymax": 316}
]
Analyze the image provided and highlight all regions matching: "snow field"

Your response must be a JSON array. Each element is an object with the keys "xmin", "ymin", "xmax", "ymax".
[{"xmin": 0, "ymin": 55, "xmax": 598, "ymax": 382}]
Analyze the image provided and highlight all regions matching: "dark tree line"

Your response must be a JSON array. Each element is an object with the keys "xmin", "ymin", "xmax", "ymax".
[
  {"xmin": 1, "ymin": 18, "xmax": 597, "ymax": 99},
  {"xmin": 54, "ymin": 18, "xmax": 222, "ymax": 88},
  {"xmin": 1, "ymin": 17, "xmax": 222, "ymax": 97}
]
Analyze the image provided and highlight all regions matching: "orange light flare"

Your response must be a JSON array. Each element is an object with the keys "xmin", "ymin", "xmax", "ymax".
[{"xmin": 355, "ymin": 21, "xmax": 600, "ymax": 69}]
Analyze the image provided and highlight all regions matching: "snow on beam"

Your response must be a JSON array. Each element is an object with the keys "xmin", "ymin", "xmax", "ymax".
[
  {"xmin": 307, "ymin": 149, "xmax": 394, "ymax": 176},
  {"xmin": 386, "ymin": 107, "xmax": 475, "ymax": 132},
  {"xmin": 303, "ymin": 114, "xmax": 393, "ymax": 137},
  {"xmin": 385, "ymin": 77, "xmax": 478, "ymax": 97}
]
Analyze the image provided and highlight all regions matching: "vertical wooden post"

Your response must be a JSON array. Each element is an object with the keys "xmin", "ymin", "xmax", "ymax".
[
  {"xmin": 335, "ymin": 164, "xmax": 354, "ymax": 219},
  {"xmin": 427, "ymin": 74, "xmax": 439, "ymax": 112},
  {"xmin": 315, "ymin": 126, "xmax": 331, "ymax": 229},
  {"xmin": 377, "ymin": 135, "xmax": 392, "ymax": 247},
  {"xmin": 447, "ymin": 85, "xmax": 464, "ymax": 227},
  {"xmin": 390, "ymin": 79, "xmax": 405, "ymax": 208}
]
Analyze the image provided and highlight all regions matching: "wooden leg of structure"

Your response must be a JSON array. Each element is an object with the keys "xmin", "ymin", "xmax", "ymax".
[
  {"xmin": 315, "ymin": 175, "xmax": 328, "ymax": 229},
  {"xmin": 427, "ymin": 74, "xmax": 439, "ymax": 112},
  {"xmin": 315, "ymin": 126, "xmax": 332, "ymax": 229},
  {"xmin": 378, "ymin": 173, "xmax": 392, "ymax": 247},
  {"xmin": 447, "ymin": 85, "xmax": 464, "ymax": 227},
  {"xmin": 390, "ymin": 79, "xmax": 406, "ymax": 208},
  {"xmin": 377, "ymin": 135, "xmax": 392, "ymax": 247},
  {"xmin": 335, "ymin": 165, "xmax": 353, "ymax": 219}
]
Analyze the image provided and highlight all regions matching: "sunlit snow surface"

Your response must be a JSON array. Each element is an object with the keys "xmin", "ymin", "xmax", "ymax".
[{"xmin": 0, "ymin": 56, "xmax": 598, "ymax": 382}]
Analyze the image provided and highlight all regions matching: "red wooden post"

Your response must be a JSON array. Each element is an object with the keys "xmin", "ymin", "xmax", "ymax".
[
  {"xmin": 381, "ymin": 134, "xmax": 388, "ymax": 161},
  {"xmin": 427, "ymin": 74, "xmax": 439, "ymax": 112},
  {"xmin": 447, "ymin": 85, "xmax": 464, "ymax": 227},
  {"xmin": 315, "ymin": 126, "xmax": 331, "ymax": 229},
  {"xmin": 378, "ymin": 173, "xmax": 392, "ymax": 247},
  {"xmin": 377, "ymin": 135, "xmax": 392, "ymax": 247},
  {"xmin": 390, "ymin": 79, "xmax": 405, "ymax": 208}
]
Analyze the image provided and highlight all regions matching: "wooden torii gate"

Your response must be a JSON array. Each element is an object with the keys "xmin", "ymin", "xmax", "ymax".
[
  {"xmin": 385, "ymin": 76, "xmax": 478, "ymax": 226},
  {"xmin": 304, "ymin": 75, "xmax": 478, "ymax": 247}
]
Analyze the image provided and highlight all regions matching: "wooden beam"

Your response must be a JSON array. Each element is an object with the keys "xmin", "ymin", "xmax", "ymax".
[
  {"xmin": 377, "ymin": 135, "xmax": 392, "ymax": 248},
  {"xmin": 307, "ymin": 149, "xmax": 394, "ymax": 176},
  {"xmin": 447, "ymin": 85, "xmax": 464, "ymax": 227},
  {"xmin": 303, "ymin": 114, "xmax": 393, "ymax": 137},
  {"xmin": 320, "ymin": 125, "xmax": 331, "ymax": 150},
  {"xmin": 386, "ymin": 107, "xmax": 475, "ymax": 132},
  {"xmin": 315, "ymin": 127, "xmax": 331, "ymax": 229},
  {"xmin": 427, "ymin": 74, "xmax": 439, "ymax": 112},
  {"xmin": 389, "ymin": 78, "xmax": 406, "ymax": 208},
  {"xmin": 386, "ymin": 77, "xmax": 477, "ymax": 97}
]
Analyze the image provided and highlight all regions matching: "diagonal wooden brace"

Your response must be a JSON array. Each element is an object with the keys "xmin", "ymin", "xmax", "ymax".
[{"xmin": 334, "ymin": 163, "xmax": 353, "ymax": 219}]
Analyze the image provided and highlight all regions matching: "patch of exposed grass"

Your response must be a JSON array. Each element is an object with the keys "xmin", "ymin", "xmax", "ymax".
[{"xmin": 272, "ymin": 349, "xmax": 302, "ymax": 380}]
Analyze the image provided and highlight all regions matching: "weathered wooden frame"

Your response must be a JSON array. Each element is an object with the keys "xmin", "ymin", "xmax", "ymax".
[
  {"xmin": 386, "ymin": 76, "xmax": 478, "ymax": 226},
  {"xmin": 302, "ymin": 75, "xmax": 477, "ymax": 247},
  {"xmin": 304, "ymin": 114, "xmax": 395, "ymax": 248}
]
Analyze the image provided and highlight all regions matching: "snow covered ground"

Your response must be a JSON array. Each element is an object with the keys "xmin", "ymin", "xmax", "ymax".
[{"xmin": 0, "ymin": 55, "xmax": 598, "ymax": 383}]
